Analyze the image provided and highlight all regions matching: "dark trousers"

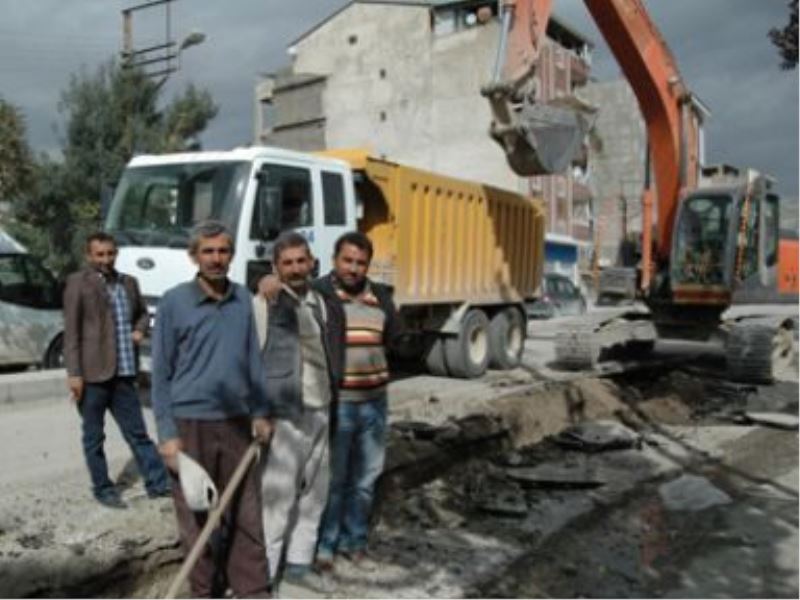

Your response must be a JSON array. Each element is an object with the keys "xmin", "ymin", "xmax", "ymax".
[
  {"xmin": 172, "ymin": 418, "xmax": 270, "ymax": 598},
  {"xmin": 80, "ymin": 377, "xmax": 169, "ymax": 499}
]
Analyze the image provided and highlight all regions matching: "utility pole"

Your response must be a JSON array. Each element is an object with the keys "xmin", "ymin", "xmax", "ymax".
[
  {"xmin": 119, "ymin": 0, "xmax": 204, "ymax": 154},
  {"xmin": 121, "ymin": 0, "xmax": 204, "ymax": 84},
  {"xmin": 121, "ymin": 0, "xmax": 177, "ymax": 80}
]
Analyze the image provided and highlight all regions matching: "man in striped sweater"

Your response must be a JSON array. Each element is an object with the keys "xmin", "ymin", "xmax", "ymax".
[
  {"xmin": 258, "ymin": 231, "xmax": 398, "ymax": 571},
  {"xmin": 313, "ymin": 232, "xmax": 398, "ymax": 569}
]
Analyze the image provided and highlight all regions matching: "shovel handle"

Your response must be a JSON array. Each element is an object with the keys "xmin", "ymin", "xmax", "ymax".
[{"xmin": 164, "ymin": 441, "xmax": 260, "ymax": 599}]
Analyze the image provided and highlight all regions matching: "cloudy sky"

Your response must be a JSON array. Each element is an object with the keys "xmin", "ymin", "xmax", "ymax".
[{"xmin": 1, "ymin": 0, "xmax": 797, "ymax": 201}]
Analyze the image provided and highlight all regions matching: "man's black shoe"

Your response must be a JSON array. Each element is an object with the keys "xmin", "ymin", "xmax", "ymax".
[
  {"xmin": 147, "ymin": 487, "xmax": 172, "ymax": 499},
  {"xmin": 96, "ymin": 494, "xmax": 127, "ymax": 509}
]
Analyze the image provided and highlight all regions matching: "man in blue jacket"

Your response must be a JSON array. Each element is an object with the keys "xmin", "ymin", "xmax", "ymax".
[{"xmin": 152, "ymin": 220, "xmax": 273, "ymax": 598}]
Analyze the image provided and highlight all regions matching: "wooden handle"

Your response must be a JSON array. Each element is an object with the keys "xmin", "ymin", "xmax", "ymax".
[{"xmin": 164, "ymin": 442, "xmax": 260, "ymax": 599}]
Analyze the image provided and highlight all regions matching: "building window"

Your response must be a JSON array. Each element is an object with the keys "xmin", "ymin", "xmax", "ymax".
[
  {"xmin": 433, "ymin": 3, "xmax": 497, "ymax": 36},
  {"xmin": 433, "ymin": 8, "xmax": 456, "ymax": 36}
]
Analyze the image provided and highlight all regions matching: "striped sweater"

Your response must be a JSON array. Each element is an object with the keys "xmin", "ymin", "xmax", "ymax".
[{"xmin": 336, "ymin": 284, "xmax": 390, "ymax": 402}]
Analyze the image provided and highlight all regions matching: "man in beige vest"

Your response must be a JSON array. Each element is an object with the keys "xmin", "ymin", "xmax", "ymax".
[{"xmin": 254, "ymin": 231, "xmax": 342, "ymax": 594}]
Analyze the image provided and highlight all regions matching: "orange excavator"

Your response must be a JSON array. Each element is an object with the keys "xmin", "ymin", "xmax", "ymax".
[{"xmin": 483, "ymin": 0, "xmax": 796, "ymax": 382}]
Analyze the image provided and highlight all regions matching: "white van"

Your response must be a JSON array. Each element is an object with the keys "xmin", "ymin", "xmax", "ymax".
[{"xmin": 0, "ymin": 230, "xmax": 64, "ymax": 370}]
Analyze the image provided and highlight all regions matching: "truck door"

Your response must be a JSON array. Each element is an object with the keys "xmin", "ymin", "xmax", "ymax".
[
  {"xmin": 313, "ymin": 168, "xmax": 353, "ymax": 274},
  {"xmin": 245, "ymin": 162, "xmax": 314, "ymax": 290}
]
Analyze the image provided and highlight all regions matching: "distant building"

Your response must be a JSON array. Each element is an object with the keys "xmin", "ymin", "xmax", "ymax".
[
  {"xmin": 254, "ymin": 0, "xmax": 594, "ymax": 282},
  {"xmin": 580, "ymin": 79, "xmax": 712, "ymax": 268},
  {"xmin": 579, "ymin": 80, "xmax": 647, "ymax": 267}
]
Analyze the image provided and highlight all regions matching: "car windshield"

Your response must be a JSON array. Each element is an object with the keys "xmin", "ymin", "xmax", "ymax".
[
  {"xmin": 0, "ymin": 253, "xmax": 61, "ymax": 309},
  {"xmin": 105, "ymin": 161, "xmax": 251, "ymax": 248}
]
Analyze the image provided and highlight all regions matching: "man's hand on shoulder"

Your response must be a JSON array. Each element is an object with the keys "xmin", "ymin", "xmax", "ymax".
[
  {"xmin": 159, "ymin": 438, "xmax": 183, "ymax": 473},
  {"xmin": 132, "ymin": 330, "xmax": 144, "ymax": 345},
  {"xmin": 67, "ymin": 376, "xmax": 84, "ymax": 404},
  {"xmin": 252, "ymin": 417, "xmax": 274, "ymax": 445},
  {"xmin": 257, "ymin": 275, "xmax": 281, "ymax": 301}
]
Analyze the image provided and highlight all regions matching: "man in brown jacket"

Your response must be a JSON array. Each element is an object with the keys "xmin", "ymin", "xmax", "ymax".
[{"xmin": 64, "ymin": 231, "xmax": 169, "ymax": 509}]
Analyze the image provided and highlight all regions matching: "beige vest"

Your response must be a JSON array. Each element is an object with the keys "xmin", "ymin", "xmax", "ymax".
[{"xmin": 253, "ymin": 287, "xmax": 331, "ymax": 409}]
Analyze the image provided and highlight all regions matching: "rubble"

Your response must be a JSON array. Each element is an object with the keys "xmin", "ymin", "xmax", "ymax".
[
  {"xmin": 550, "ymin": 419, "xmax": 641, "ymax": 452},
  {"xmin": 658, "ymin": 474, "xmax": 733, "ymax": 511},
  {"xmin": 739, "ymin": 411, "xmax": 799, "ymax": 430},
  {"xmin": 0, "ymin": 356, "xmax": 795, "ymax": 597}
]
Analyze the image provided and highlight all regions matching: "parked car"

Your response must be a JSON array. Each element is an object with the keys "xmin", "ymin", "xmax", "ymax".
[
  {"xmin": 0, "ymin": 231, "xmax": 64, "ymax": 370},
  {"xmin": 527, "ymin": 273, "xmax": 587, "ymax": 318}
]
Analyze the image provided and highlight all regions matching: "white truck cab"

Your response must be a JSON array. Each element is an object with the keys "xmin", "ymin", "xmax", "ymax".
[{"xmin": 106, "ymin": 146, "xmax": 357, "ymax": 302}]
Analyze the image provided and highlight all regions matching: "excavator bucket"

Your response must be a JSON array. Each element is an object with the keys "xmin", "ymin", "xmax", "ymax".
[{"xmin": 486, "ymin": 92, "xmax": 595, "ymax": 177}]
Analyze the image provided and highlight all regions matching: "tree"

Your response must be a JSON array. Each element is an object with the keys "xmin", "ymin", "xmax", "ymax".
[
  {"xmin": 0, "ymin": 98, "xmax": 34, "ymax": 202},
  {"xmin": 770, "ymin": 0, "xmax": 798, "ymax": 69},
  {"xmin": 8, "ymin": 59, "xmax": 218, "ymax": 275}
]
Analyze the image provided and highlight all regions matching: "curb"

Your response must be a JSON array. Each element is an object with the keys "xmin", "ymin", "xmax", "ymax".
[{"xmin": 0, "ymin": 368, "xmax": 66, "ymax": 408}]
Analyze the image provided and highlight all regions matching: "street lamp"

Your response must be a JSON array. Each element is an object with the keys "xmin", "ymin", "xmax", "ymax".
[
  {"xmin": 179, "ymin": 30, "xmax": 206, "ymax": 52},
  {"xmin": 155, "ymin": 30, "xmax": 206, "ymax": 90}
]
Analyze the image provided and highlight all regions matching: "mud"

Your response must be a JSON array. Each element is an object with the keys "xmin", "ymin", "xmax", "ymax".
[{"xmin": 2, "ymin": 363, "xmax": 796, "ymax": 598}]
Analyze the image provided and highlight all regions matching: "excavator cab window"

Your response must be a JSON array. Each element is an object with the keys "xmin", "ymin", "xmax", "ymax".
[
  {"xmin": 761, "ymin": 194, "xmax": 780, "ymax": 269},
  {"xmin": 740, "ymin": 197, "xmax": 761, "ymax": 281},
  {"xmin": 672, "ymin": 195, "xmax": 733, "ymax": 286}
]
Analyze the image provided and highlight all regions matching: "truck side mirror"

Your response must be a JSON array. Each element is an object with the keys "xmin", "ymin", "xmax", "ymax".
[{"xmin": 256, "ymin": 169, "xmax": 283, "ymax": 239}]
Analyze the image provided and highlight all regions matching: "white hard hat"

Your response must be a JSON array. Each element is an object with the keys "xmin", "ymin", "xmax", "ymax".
[{"xmin": 177, "ymin": 452, "xmax": 219, "ymax": 512}]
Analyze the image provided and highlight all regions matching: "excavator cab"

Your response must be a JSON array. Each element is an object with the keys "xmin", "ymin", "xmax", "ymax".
[{"xmin": 670, "ymin": 175, "xmax": 781, "ymax": 307}]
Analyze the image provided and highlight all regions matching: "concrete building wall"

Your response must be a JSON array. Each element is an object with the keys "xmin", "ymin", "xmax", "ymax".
[
  {"xmin": 289, "ymin": 3, "xmax": 519, "ymax": 191},
  {"xmin": 291, "ymin": 5, "xmax": 431, "ymax": 165},
  {"xmin": 580, "ymin": 79, "xmax": 647, "ymax": 266},
  {"xmin": 261, "ymin": 1, "xmax": 593, "ymax": 267},
  {"xmin": 258, "ymin": 75, "xmax": 327, "ymax": 150}
]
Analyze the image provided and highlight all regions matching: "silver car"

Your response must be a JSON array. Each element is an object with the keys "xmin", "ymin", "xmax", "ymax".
[
  {"xmin": 527, "ymin": 273, "xmax": 588, "ymax": 319},
  {"xmin": 0, "ymin": 233, "xmax": 64, "ymax": 370}
]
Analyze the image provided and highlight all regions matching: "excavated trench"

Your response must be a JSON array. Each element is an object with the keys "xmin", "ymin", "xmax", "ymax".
[{"xmin": 9, "ymin": 361, "xmax": 797, "ymax": 598}]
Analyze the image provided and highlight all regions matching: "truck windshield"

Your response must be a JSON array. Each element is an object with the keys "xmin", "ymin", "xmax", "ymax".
[
  {"xmin": 105, "ymin": 161, "xmax": 250, "ymax": 248},
  {"xmin": 672, "ymin": 195, "xmax": 733, "ymax": 286}
]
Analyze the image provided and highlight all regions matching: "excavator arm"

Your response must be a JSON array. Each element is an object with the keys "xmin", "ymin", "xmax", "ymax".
[{"xmin": 487, "ymin": 0, "xmax": 702, "ymax": 266}]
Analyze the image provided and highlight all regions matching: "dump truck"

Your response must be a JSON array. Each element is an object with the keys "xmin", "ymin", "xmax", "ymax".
[{"xmin": 102, "ymin": 146, "xmax": 545, "ymax": 379}]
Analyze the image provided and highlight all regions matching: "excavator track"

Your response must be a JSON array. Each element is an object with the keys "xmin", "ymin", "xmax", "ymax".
[
  {"xmin": 555, "ymin": 321, "xmax": 601, "ymax": 370},
  {"xmin": 725, "ymin": 322, "xmax": 795, "ymax": 384}
]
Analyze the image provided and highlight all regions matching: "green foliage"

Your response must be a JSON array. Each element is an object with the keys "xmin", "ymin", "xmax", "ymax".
[
  {"xmin": 770, "ymin": 0, "xmax": 798, "ymax": 69},
  {"xmin": 0, "ymin": 98, "xmax": 34, "ymax": 201},
  {"xmin": 6, "ymin": 59, "xmax": 218, "ymax": 276}
]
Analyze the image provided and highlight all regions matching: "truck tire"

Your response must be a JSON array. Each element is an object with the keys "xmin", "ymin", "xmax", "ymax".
[
  {"xmin": 424, "ymin": 335, "xmax": 449, "ymax": 377},
  {"xmin": 726, "ymin": 323, "xmax": 792, "ymax": 383},
  {"xmin": 488, "ymin": 308, "xmax": 525, "ymax": 370},
  {"xmin": 445, "ymin": 309, "xmax": 490, "ymax": 378}
]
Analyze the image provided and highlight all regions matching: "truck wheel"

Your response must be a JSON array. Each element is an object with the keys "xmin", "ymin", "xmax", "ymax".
[
  {"xmin": 424, "ymin": 335, "xmax": 449, "ymax": 377},
  {"xmin": 488, "ymin": 308, "xmax": 525, "ymax": 369},
  {"xmin": 726, "ymin": 324, "xmax": 792, "ymax": 383},
  {"xmin": 445, "ymin": 309, "xmax": 490, "ymax": 378},
  {"xmin": 43, "ymin": 334, "xmax": 64, "ymax": 370}
]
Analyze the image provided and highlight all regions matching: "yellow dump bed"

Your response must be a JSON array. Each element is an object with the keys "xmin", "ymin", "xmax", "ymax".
[{"xmin": 320, "ymin": 150, "xmax": 545, "ymax": 307}]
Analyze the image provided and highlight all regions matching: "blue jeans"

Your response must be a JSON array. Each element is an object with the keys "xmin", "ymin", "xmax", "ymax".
[
  {"xmin": 79, "ymin": 377, "xmax": 169, "ymax": 499},
  {"xmin": 317, "ymin": 395, "xmax": 387, "ymax": 557}
]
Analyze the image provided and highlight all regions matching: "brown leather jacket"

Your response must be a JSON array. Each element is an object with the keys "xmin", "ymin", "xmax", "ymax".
[{"xmin": 63, "ymin": 267, "xmax": 149, "ymax": 383}]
